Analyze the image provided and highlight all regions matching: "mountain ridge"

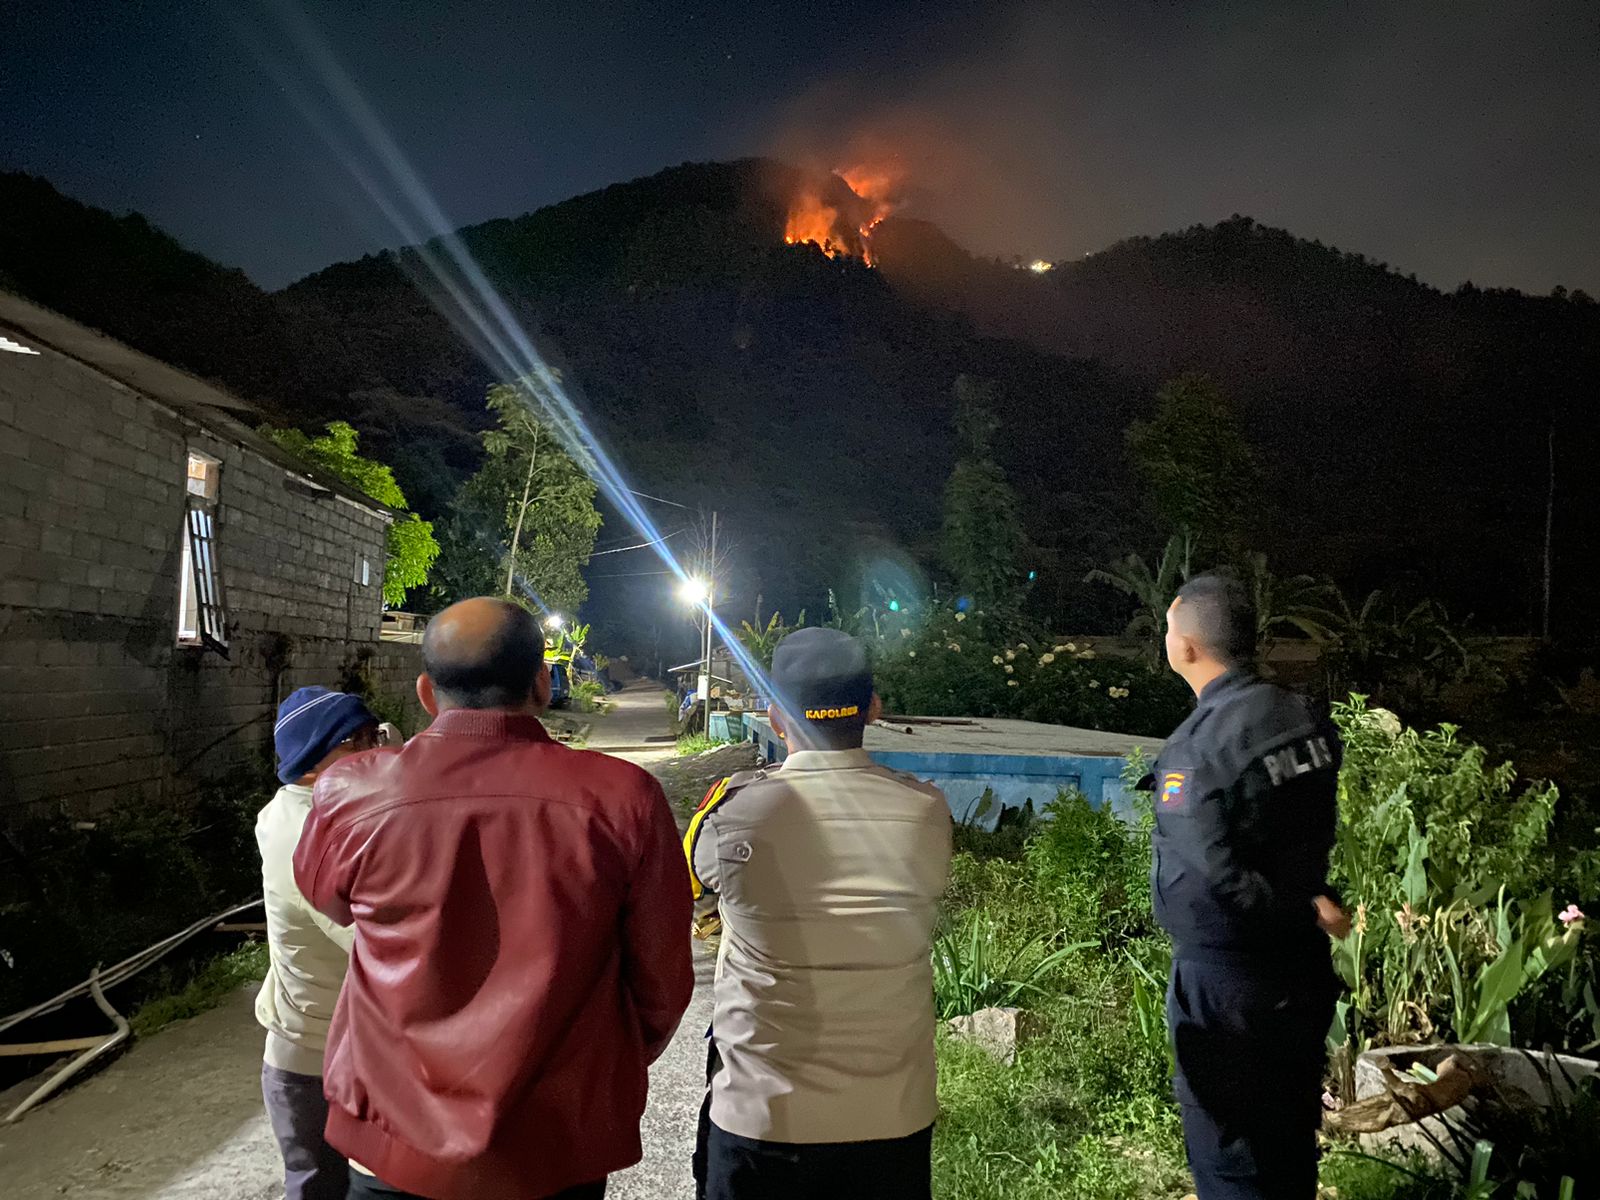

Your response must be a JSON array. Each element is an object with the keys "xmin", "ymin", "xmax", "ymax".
[{"xmin": 2, "ymin": 160, "xmax": 1594, "ymax": 637}]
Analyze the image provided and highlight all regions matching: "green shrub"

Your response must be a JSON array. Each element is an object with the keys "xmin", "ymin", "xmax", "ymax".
[
  {"xmin": 571, "ymin": 679, "xmax": 609, "ymax": 714},
  {"xmin": 932, "ymin": 909, "xmax": 1092, "ymax": 1020},
  {"xmin": 1329, "ymin": 697, "xmax": 1596, "ymax": 1054},
  {"xmin": 0, "ymin": 767, "xmax": 273, "ymax": 1015},
  {"xmin": 1024, "ymin": 789, "xmax": 1156, "ymax": 949},
  {"xmin": 869, "ymin": 606, "xmax": 1191, "ymax": 736},
  {"xmin": 130, "ymin": 941, "xmax": 270, "ymax": 1037}
]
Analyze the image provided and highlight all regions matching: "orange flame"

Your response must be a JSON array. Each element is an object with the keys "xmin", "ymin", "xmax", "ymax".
[{"xmin": 784, "ymin": 161, "xmax": 905, "ymax": 265}]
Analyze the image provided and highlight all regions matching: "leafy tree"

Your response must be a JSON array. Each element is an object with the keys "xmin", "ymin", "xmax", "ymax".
[
  {"xmin": 1084, "ymin": 532, "xmax": 1196, "ymax": 659},
  {"xmin": 1125, "ymin": 373, "xmax": 1261, "ymax": 552},
  {"xmin": 737, "ymin": 610, "xmax": 806, "ymax": 672},
  {"xmin": 430, "ymin": 382, "xmax": 602, "ymax": 616},
  {"xmin": 259, "ymin": 420, "xmax": 439, "ymax": 607},
  {"xmin": 1241, "ymin": 553, "xmax": 1337, "ymax": 644},
  {"xmin": 940, "ymin": 376, "xmax": 1028, "ymax": 606}
]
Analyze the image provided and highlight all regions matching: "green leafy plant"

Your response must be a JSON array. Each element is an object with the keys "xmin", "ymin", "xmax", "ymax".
[
  {"xmin": 1328, "ymin": 697, "xmax": 1592, "ymax": 1059},
  {"xmin": 932, "ymin": 910, "xmax": 1093, "ymax": 1020},
  {"xmin": 130, "ymin": 941, "xmax": 270, "ymax": 1037},
  {"xmin": 1083, "ymin": 532, "xmax": 1196, "ymax": 660},
  {"xmin": 571, "ymin": 679, "xmax": 609, "ymax": 714},
  {"xmin": 1123, "ymin": 943, "xmax": 1174, "ymax": 1072},
  {"xmin": 736, "ymin": 609, "xmax": 805, "ymax": 672},
  {"xmin": 259, "ymin": 420, "xmax": 440, "ymax": 606}
]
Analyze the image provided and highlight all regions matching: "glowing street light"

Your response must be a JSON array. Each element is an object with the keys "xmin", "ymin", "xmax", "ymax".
[
  {"xmin": 544, "ymin": 613, "xmax": 565, "ymax": 630},
  {"xmin": 678, "ymin": 576, "xmax": 710, "ymax": 607}
]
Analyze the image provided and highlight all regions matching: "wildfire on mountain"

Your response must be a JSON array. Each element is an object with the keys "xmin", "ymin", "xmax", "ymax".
[{"xmin": 784, "ymin": 162, "xmax": 905, "ymax": 265}]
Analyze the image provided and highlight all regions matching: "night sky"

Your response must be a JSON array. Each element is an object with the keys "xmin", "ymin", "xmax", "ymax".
[{"xmin": 2, "ymin": 1, "xmax": 1596, "ymax": 293}]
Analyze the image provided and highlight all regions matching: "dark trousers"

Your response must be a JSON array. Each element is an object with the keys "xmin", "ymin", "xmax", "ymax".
[
  {"xmin": 696, "ymin": 1114, "xmax": 933, "ymax": 1200},
  {"xmin": 1167, "ymin": 955, "xmax": 1337, "ymax": 1200},
  {"xmin": 261, "ymin": 1063, "xmax": 349, "ymax": 1200},
  {"xmin": 346, "ymin": 1171, "xmax": 606, "ymax": 1200}
]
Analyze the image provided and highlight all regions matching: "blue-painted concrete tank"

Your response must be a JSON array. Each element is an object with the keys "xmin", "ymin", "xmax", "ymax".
[{"xmin": 745, "ymin": 713, "xmax": 1165, "ymax": 826}]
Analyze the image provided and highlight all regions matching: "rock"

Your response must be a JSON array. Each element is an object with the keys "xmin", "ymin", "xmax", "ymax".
[{"xmin": 946, "ymin": 1006, "xmax": 1036, "ymax": 1065}]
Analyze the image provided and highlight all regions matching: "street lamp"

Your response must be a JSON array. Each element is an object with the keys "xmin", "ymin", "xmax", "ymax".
[
  {"xmin": 678, "ymin": 574, "xmax": 714, "ymax": 736},
  {"xmin": 544, "ymin": 613, "xmax": 565, "ymax": 630}
]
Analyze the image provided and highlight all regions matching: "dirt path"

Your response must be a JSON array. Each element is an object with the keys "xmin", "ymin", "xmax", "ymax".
[{"xmin": 0, "ymin": 686, "xmax": 717, "ymax": 1200}]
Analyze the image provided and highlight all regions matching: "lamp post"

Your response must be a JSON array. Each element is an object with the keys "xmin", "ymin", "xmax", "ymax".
[
  {"xmin": 678, "ymin": 511, "xmax": 719, "ymax": 738},
  {"xmin": 679, "ymin": 575, "xmax": 712, "ymax": 735}
]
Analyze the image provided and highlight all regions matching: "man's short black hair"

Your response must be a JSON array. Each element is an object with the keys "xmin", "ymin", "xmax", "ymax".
[
  {"xmin": 1173, "ymin": 572, "xmax": 1258, "ymax": 666},
  {"xmin": 422, "ymin": 602, "xmax": 544, "ymax": 709}
]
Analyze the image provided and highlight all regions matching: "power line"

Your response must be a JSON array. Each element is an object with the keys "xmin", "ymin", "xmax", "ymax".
[
  {"xmin": 589, "ymin": 527, "xmax": 687, "ymax": 556},
  {"xmin": 626, "ymin": 488, "xmax": 691, "ymax": 509},
  {"xmin": 586, "ymin": 568, "xmax": 677, "ymax": 578}
]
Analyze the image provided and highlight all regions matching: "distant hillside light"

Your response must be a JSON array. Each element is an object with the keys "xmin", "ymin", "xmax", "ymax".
[
  {"xmin": 0, "ymin": 335, "xmax": 41, "ymax": 355},
  {"xmin": 1028, "ymin": 260, "xmax": 1053, "ymax": 273}
]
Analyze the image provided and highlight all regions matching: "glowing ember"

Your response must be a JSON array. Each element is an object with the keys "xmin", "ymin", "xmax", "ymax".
[{"xmin": 784, "ymin": 161, "xmax": 905, "ymax": 265}]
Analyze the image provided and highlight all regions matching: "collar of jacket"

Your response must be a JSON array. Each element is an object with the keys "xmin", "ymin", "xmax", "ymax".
[
  {"xmin": 1197, "ymin": 668, "xmax": 1254, "ymax": 707},
  {"xmin": 425, "ymin": 709, "xmax": 555, "ymax": 742},
  {"xmin": 780, "ymin": 748, "xmax": 874, "ymax": 771}
]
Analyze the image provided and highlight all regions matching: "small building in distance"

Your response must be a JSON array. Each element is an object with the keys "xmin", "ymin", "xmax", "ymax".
[{"xmin": 0, "ymin": 290, "xmax": 407, "ymax": 830}]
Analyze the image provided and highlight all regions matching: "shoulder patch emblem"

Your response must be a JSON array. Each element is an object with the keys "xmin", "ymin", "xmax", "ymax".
[{"xmin": 1160, "ymin": 770, "xmax": 1189, "ymax": 807}]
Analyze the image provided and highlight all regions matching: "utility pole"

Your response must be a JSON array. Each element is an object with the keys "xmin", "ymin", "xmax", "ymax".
[{"xmin": 702, "ymin": 510, "xmax": 718, "ymax": 738}]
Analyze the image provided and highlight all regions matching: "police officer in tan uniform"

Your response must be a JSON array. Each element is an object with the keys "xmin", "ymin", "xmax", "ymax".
[{"xmin": 684, "ymin": 627, "xmax": 952, "ymax": 1200}]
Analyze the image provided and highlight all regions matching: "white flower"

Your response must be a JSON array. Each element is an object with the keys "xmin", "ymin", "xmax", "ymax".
[
  {"xmin": 1005, "ymin": 649, "xmax": 1017, "ymax": 661},
  {"xmin": 908, "ymin": 650, "xmax": 916, "ymax": 658},
  {"xmin": 948, "ymin": 642, "xmax": 961, "ymax": 652},
  {"xmin": 992, "ymin": 655, "xmax": 1004, "ymax": 665},
  {"xmin": 1053, "ymin": 644, "xmax": 1067, "ymax": 653},
  {"xmin": 1089, "ymin": 679, "xmax": 1099, "ymax": 688},
  {"xmin": 1017, "ymin": 642, "xmax": 1030, "ymax": 651},
  {"xmin": 1064, "ymin": 642, "xmax": 1077, "ymax": 652},
  {"xmin": 1040, "ymin": 652, "xmax": 1056, "ymax": 665},
  {"xmin": 1004, "ymin": 664, "xmax": 1014, "ymax": 674},
  {"xmin": 954, "ymin": 612, "xmax": 967, "ymax": 622},
  {"xmin": 900, "ymin": 629, "xmax": 911, "ymax": 638},
  {"xmin": 1007, "ymin": 679, "xmax": 1019, "ymax": 687},
  {"xmin": 1078, "ymin": 648, "xmax": 1097, "ymax": 660}
]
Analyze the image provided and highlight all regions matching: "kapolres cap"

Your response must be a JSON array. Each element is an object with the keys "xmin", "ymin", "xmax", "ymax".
[{"xmin": 769, "ymin": 627, "xmax": 873, "ymax": 724}]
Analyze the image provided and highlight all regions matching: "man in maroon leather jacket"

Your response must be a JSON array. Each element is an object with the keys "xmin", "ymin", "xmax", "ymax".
[{"xmin": 294, "ymin": 598, "xmax": 693, "ymax": 1200}]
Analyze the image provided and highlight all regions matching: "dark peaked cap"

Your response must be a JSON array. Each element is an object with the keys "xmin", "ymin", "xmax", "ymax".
[{"xmin": 770, "ymin": 627, "xmax": 874, "ymax": 722}]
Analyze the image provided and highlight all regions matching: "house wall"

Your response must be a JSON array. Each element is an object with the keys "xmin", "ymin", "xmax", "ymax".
[{"xmin": 0, "ymin": 335, "xmax": 390, "ymax": 830}]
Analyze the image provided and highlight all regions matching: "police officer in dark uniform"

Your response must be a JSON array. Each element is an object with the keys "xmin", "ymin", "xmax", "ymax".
[{"xmin": 1152, "ymin": 573, "xmax": 1350, "ymax": 1200}]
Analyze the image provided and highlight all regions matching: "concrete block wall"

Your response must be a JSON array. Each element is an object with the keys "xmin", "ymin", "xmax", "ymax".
[
  {"xmin": 367, "ymin": 641, "xmax": 430, "ymax": 736},
  {"xmin": 0, "ymin": 335, "xmax": 390, "ymax": 829}
]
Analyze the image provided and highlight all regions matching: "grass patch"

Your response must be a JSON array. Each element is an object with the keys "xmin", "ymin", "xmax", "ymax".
[
  {"xmin": 129, "ymin": 941, "xmax": 270, "ymax": 1038},
  {"xmin": 676, "ymin": 733, "xmax": 733, "ymax": 756},
  {"xmin": 935, "ymin": 790, "xmax": 1463, "ymax": 1199},
  {"xmin": 932, "ymin": 960, "xmax": 1188, "ymax": 1200}
]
